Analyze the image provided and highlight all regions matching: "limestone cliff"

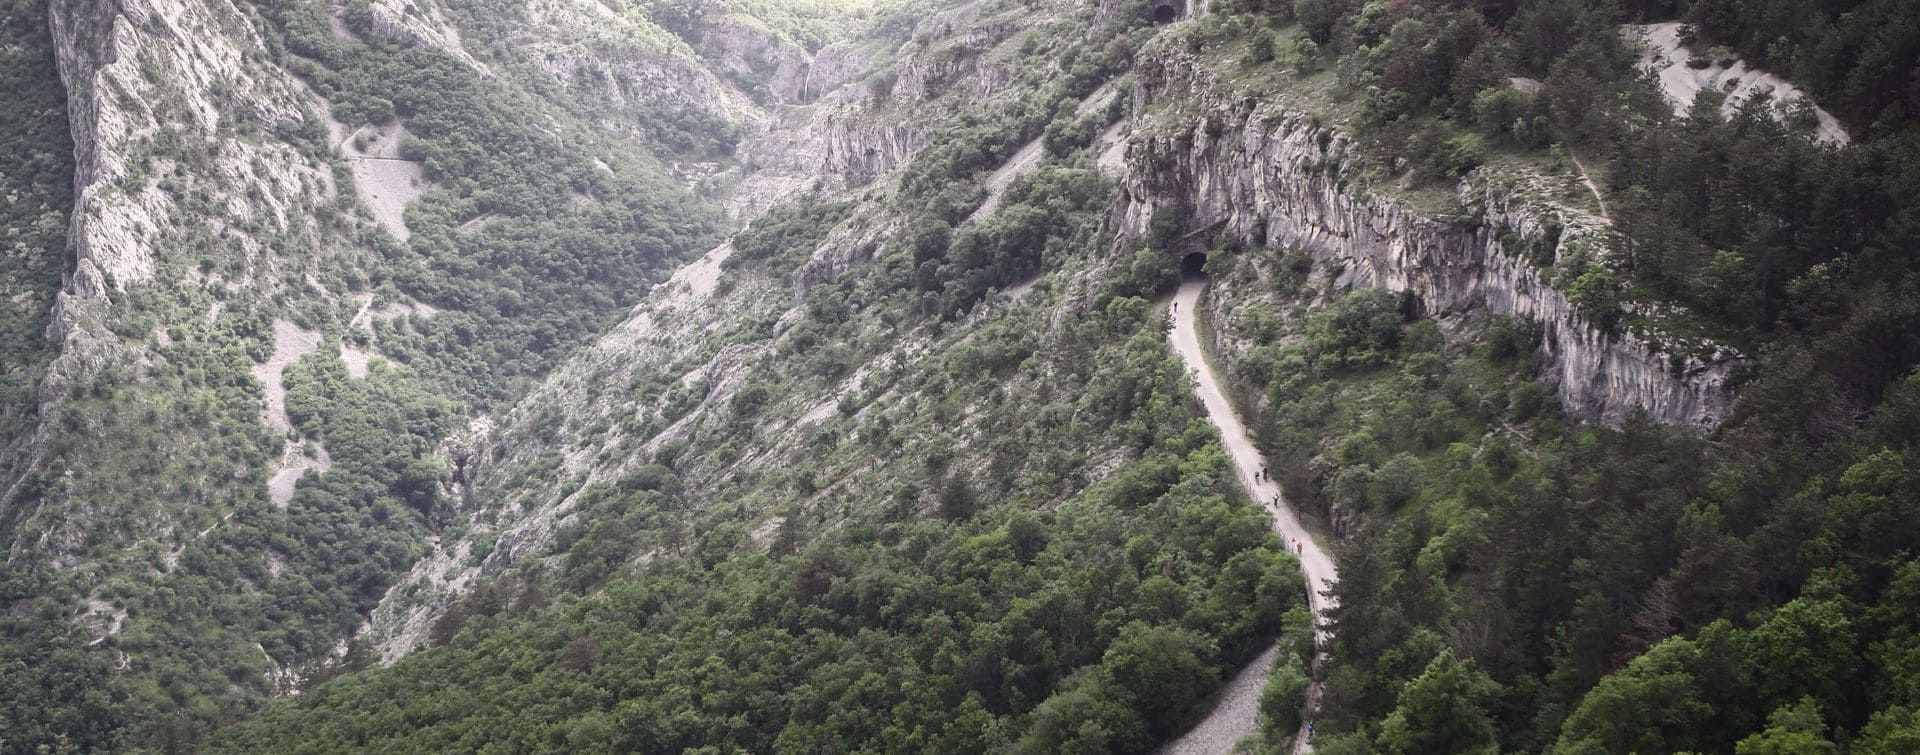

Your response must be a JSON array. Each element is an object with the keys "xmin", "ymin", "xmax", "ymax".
[
  {"xmin": 694, "ymin": 14, "xmax": 814, "ymax": 103},
  {"xmin": 10, "ymin": 0, "xmax": 886, "ymax": 564},
  {"xmin": 8, "ymin": 0, "xmax": 902, "ymax": 684},
  {"xmin": 10, "ymin": 0, "xmax": 358, "ymax": 562},
  {"xmin": 48, "ymin": 0, "xmax": 337, "ymax": 302},
  {"xmin": 501, "ymin": 0, "xmax": 753, "ymax": 128},
  {"xmin": 1114, "ymin": 48, "xmax": 1746, "ymax": 428},
  {"xmin": 363, "ymin": 0, "xmax": 490, "ymax": 74}
]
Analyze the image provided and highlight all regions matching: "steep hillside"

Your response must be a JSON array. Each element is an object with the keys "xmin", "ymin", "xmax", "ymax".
[
  {"xmin": 6, "ymin": 0, "xmax": 1920, "ymax": 751},
  {"xmin": 1125, "ymin": 2, "xmax": 1920, "ymax": 752},
  {"xmin": 360, "ymin": 15, "xmax": 1144, "ymax": 660},
  {"xmin": 221, "ymin": 1, "xmax": 1920, "ymax": 753},
  {"xmin": 0, "ymin": 0, "xmax": 71, "ymax": 538},
  {"xmin": 0, "ymin": 0, "xmax": 912, "ymax": 747},
  {"xmin": 211, "ymin": 1, "xmax": 1320, "ymax": 749}
]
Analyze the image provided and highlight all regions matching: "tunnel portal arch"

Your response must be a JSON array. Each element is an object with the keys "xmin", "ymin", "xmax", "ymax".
[
  {"xmin": 1152, "ymin": 0, "xmax": 1184, "ymax": 24},
  {"xmin": 1180, "ymin": 251, "xmax": 1208, "ymax": 279}
]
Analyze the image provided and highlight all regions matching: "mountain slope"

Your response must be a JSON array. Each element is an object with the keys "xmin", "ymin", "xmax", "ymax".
[
  {"xmin": 6, "ymin": 0, "xmax": 1920, "ymax": 751},
  {"xmin": 0, "ymin": 0, "xmax": 873, "ymax": 746}
]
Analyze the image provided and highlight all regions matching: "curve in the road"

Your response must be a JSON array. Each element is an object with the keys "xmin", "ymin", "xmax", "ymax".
[{"xmin": 1160, "ymin": 274, "xmax": 1339, "ymax": 755}]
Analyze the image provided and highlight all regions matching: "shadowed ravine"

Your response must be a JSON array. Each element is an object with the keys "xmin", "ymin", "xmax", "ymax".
[{"xmin": 1161, "ymin": 275, "xmax": 1340, "ymax": 754}]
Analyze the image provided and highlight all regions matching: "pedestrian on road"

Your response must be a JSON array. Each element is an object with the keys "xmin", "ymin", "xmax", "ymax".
[{"xmin": 1171, "ymin": 301, "xmax": 1177, "ymax": 312}]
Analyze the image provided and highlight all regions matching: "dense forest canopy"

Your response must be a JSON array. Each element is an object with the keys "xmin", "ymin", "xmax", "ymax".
[
  {"xmin": 2, "ymin": 0, "xmax": 1920, "ymax": 751},
  {"xmin": 1173, "ymin": 0, "xmax": 1920, "ymax": 750}
]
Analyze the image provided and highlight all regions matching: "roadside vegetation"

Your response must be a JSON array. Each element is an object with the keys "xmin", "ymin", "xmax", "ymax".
[
  {"xmin": 1179, "ymin": 0, "xmax": 1920, "ymax": 748},
  {"xmin": 216, "ymin": 139, "xmax": 1312, "ymax": 755},
  {"xmin": 6, "ymin": 0, "xmax": 1919, "ymax": 750}
]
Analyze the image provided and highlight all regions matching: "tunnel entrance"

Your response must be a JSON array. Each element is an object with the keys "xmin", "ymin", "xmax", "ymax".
[
  {"xmin": 1152, "ymin": 2, "xmax": 1180, "ymax": 24},
  {"xmin": 1180, "ymin": 252, "xmax": 1208, "ymax": 279}
]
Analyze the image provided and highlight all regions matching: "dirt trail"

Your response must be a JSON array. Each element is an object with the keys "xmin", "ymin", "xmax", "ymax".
[
  {"xmin": 348, "ymin": 291, "xmax": 438, "ymax": 333},
  {"xmin": 967, "ymin": 83, "xmax": 1122, "ymax": 224},
  {"xmin": 1566, "ymin": 149, "xmax": 1611, "ymax": 220},
  {"xmin": 1162, "ymin": 276, "xmax": 1338, "ymax": 754}
]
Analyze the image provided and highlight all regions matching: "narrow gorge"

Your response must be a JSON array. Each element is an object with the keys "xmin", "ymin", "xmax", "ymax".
[{"xmin": 5, "ymin": 0, "xmax": 1919, "ymax": 751}]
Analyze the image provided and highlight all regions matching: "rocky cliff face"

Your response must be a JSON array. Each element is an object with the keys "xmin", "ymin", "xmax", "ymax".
[
  {"xmin": 9, "ymin": 0, "xmax": 1120, "ymax": 728},
  {"xmin": 780, "ymin": 42, "xmax": 876, "ymax": 104},
  {"xmin": 730, "ymin": 105, "xmax": 931, "ymax": 214},
  {"xmin": 14, "ymin": 0, "xmax": 881, "ymax": 564},
  {"xmin": 17, "ymin": 0, "xmax": 767, "ymax": 620},
  {"xmin": 1115, "ymin": 49, "xmax": 1745, "ymax": 429},
  {"xmin": 502, "ymin": 0, "xmax": 756, "ymax": 130},
  {"xmin": 8, "ymin": 0, "xmax": 354, "ymax": 555},
  {"xmin": 364, "ymin": 0, "xmax": 489, "ymax": 74},
  {"xmin": 694, "ymin": 15, "xmax": 814, "ymax": 103},
  {"xmin": 49, "ymin": 0, "xmax": 333, "ymax": 301}
]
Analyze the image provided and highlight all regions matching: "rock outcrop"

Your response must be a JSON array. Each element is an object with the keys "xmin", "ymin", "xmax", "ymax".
[
  {"xmin": 365, "ymin": 0, "xmax": 490, "ymax": 75},
  {"xmin": 724, "ymin": 74, "xmax": 933, "ymax": 215},
  {"xmin": 694, "ymin": 15, "xmax": 814, "ymax": 103},
  {"xmin": 50, "ymin": 0, "xmax": 331, "ymax": 298},
  {"xmin": 1116, "ymin": 49, "xmax": 1746, "ymax": 428},
  {"xmin": 785, "ymin": 42, "xmax": 876, "ymax": 104},
  {"xmin": 9, "ymin": 0, "xmax": 352, "ymax": 550},
  {"xmin": 734, "ymin": 109, "xmax": 930, "ymax": 199},
  {"xmin": 507, "ymin": 0, "xmax": 756, "ymax": 129},
  {"xmin": 44, "ymin": 0, "xmax": 378, "ymax": 390}
]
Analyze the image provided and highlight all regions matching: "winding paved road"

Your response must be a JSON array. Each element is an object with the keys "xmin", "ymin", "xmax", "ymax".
[{"xmin": 1160, "ymin": 275, "xmax": 1340, "ymax": 754}]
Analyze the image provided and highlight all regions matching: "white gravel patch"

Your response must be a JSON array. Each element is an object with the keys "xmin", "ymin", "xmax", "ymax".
[
  {"xmin": 83, "ymin": 598, "xmax": 128, "ymax": 646},
  {"xmin": 341, "ymin": 121, "xmax": 429, "ymax": 241},
  {"xmin": 340, "ymin": 344, "xmax": 378, "ymax": 379},
  {"xmin": 1095, "ymin": 119, "xmax": 1131, "ymax": 174},
  {"xmin": 267, "ymin": 440, "xmax": 333, "ymax": 509},
  {"xmin": 969, "ymin": 83, "xmax": 1122, "ymax": 224},
  {"xmin": 1162, "ymin": 645, "xmax": 1280, "ymax": 754},
  {"xmin": 1000, "ymin": 273, "xmax": 1041, "ymax": 302},
  {"xmin": 968, "ymin": 136, "xmax": 1048, "ymax": 224},
  {"xmin": 1626, "ymin": 22, "xmax": 1848, "ymax": 145},
  {"xmin": 253, "ymin": 320, "xmax": 323, "ymax": 434},
  {"xmin": 655, "ymin": 241, "xmax": 733, "ymax": 309}
]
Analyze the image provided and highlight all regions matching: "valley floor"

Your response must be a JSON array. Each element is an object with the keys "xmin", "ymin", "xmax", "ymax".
[{"xmin": 1163, "ymin": 275, "xmax": 1339, "ymax": 754}]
